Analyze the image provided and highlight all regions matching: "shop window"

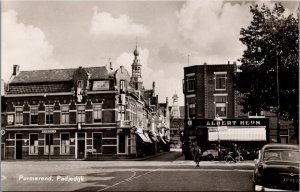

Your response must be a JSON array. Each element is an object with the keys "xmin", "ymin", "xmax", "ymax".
[
  {"xmin": 61, "ymin": 105, "xmax": 70, "ymax": 124},
  {"xmin": 215, "ymin": 73, "xmax": 226, "ymax": 90},
  {"xmin": 29, "ymin": 134, "xmax": 38, "ymax": 155},
  {"xmin": 46, "ymin": 106, "xmax": 54, "ymax": 124},
  {"xmin": 61, "ymin": 133, "xmax": 70, "ymax": 155},
  {"xmin": 215, "ymin": 96, "xmax": 227, "ymax": 118},
  {"xmin": 77, "ymin": 105, "xmax": 86, "ymax": 123},
  {"xmin": 30, "ymin": 106, "xmax": 38, "ymax": 124},
  {"xmin": 93, "ymin": 132, "xmax": 102, "ymax": 154},
  {"xmin": 45, "ymin": 134, "xmax": 54, "ymax": 155},
  {"xmin": 15, "ymin": 107, "xmax": 23, "ymax": 124},
  {"xmin": 93, "ymin": 104, "xmax": 102, "ymax": 123}
]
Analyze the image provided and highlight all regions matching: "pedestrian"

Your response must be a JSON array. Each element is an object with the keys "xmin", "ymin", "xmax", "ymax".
[{"xmin": 193, "ymin": 145, "xmax": 202, "ymax": 167}]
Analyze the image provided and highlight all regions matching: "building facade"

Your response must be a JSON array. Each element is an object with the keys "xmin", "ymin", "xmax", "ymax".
[
  {"xmin": 169, "ymin": 93, "xmax": 184, "ymax": 149},
  {"xmin": 2, "ymin": 47, "xmax": 169, "ymax": 160},
  {"xmin": 182, "ymin": 63, "xmax": 269, "ymax": 158}
]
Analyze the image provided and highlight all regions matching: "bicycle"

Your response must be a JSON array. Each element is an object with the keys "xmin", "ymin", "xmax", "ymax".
[{"xmin": 224, "ymin": 152, "xmax": 244, "ymax": 162}]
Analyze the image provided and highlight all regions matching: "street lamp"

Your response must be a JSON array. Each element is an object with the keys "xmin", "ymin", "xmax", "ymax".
[
  {"xmin": 44, "ymin": 94, "xmax": 51, "ymax": 160},
  {"xmin": 214, "ymin": 115, "xmax": 222, "ymax": 161}
]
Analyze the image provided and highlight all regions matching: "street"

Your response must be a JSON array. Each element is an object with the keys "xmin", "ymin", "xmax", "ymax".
[{"xmin": 1, "ymin": 151, "xmax": 254, "ymax": 191}]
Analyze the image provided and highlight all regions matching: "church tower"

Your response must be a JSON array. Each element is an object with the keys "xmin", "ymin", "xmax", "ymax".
[
  {"xmin": 131, "ymin": 44, "xmax": 143, "ymax": 91},
  {"xmin": 171, "ymin": 93, "xmax": 180, "ymax": 118}
]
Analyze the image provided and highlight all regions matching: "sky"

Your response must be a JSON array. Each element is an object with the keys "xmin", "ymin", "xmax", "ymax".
[{"xmin": 1, "ymin": 0, "xmax": 298, "ymax": 106}]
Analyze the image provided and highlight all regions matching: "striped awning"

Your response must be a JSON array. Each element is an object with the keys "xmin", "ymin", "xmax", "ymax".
[
  {"xmin": 136, "ymin": 129, "xmax": 152, "ymax": 143},
  {"xmin": 208, "ymin": 127, "xmax": 266, "ymax": 141}
]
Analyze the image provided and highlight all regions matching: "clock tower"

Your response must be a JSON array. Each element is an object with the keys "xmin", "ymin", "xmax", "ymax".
[{"xmin": 131, "ymin": 44, "xmax": 143, "ymax": 91}]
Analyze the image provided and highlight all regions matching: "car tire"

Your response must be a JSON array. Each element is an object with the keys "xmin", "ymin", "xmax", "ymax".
[{"xmin": 207, "ymin": 154, "xmax": 214, "ymax": 161}]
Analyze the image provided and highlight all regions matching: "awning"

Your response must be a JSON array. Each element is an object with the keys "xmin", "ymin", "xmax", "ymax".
[
  {"xmin": 143, "ymin": 132, "xmax": 153, "ymax": 143},
  {"xmin": 149, "ymin": 131, "xmax": 159, "ymax": 142},
  {"xmin": 159, "ymin": 132, "xmax": 167, "ymax": 144},
  {"xmin": 208, "ymin": 127, "xmax": 266, "ymax": 141},
  {"xmin": 136, "ymin": 129, "xmax": 152, "ymax": 143}
]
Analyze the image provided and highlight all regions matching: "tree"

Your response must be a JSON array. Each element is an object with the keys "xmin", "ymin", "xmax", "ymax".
[{"xmin": 234, "ymin": 3, "xmax": 299, "ymax": 142}]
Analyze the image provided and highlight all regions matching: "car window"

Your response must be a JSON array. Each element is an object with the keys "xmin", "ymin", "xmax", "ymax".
[{"xmin": 263, "ymin": 149, "xmax": 299, "ymax": 162}]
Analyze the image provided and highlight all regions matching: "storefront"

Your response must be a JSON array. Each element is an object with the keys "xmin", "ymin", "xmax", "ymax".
[{"xmin": 187, "ymin": 118, "xmax": 269, "ymax": 150}]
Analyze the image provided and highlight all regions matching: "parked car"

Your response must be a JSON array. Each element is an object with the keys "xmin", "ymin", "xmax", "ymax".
[
  {"xmin": 253, "ymin": 144, "xmax": 299, "ymax": 191},
  {"xmin": 202, "ymin": 149, "xmax": 218, "ymax": 161}
]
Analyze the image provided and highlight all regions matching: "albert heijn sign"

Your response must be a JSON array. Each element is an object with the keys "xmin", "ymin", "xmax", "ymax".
[{"xmin": 190, "ymin": 118, "xmax": 268, "ymax": 127}]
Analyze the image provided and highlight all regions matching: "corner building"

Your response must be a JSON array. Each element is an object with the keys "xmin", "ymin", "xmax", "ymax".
[
  {"xmin": 183, "ymin": 63, "xmax": 269, "ymax": 152},
  {"xmin": 3, "ymin": 47, "xmax": 167, "ymax": 160}
]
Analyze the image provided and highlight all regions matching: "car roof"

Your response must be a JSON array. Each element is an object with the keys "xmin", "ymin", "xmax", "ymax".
[{"xmin": 262, "ymin": 143, "xmax": 299, "ymax": 151}]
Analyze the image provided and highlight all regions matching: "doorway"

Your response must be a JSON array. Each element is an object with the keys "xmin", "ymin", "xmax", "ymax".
[
  {"xmin": 1, "ymin": 143, "xmax": 5, "ymax": 160},
  {"xmin": 118, "ymin": 132, "xmax": 126, "ymax": 154},
  {"xmin": 77, "ymin": 133, "xmax": 85, "ymax": 159},
  {"xmin": 15, "ymin": 133, "xmax": 22, "ymax": 159}
]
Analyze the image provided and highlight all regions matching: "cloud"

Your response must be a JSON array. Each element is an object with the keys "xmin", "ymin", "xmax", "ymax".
[
  {"xmin": 2, "ymin": 9, "xmax": 61, "ymax": 82},
  {"xmin": 90, "ymin": 6, "xmax": 149, "ymax": 39},
  {"xmin": 115, "ymin": 48, "xmax": 182, "ymax": 105},
  {"xmin": 176, "ymin": 0, "xmax": 253, "ymax": 64}
]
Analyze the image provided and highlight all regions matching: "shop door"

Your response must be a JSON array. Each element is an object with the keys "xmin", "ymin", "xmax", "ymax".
[
  {"xmin": 16, "ymin": 134, "xmax": 22, "ymax": 159},
  {"xmin": 77, "ymin": 133, "xmax": 85, "ymax": 159},
  {"xmin": 118, "ymin": 132, "xmax": 126, "ymax": 154},
  {"xmin": 1, "ymin": 143, "xmax": 5, "ymax": 160}
]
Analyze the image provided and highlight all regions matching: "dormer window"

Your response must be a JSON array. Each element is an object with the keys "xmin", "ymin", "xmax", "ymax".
[
  {"xmin": 120, "ymin": 80, "xmax": 125, "ymax": 93},
  {"xmin": 77, "ymin": 80, "xmax": 84, "ymax": 89}
]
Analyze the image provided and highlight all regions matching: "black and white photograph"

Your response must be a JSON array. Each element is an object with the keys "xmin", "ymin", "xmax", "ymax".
[{"xmin": 1, "ymin": 0, "xmax": 299, "ymax": 191}]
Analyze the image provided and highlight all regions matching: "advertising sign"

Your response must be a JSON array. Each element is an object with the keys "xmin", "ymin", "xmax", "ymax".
[{"xmin": 93, "ymin": 81, "xmax": 109, "ymax": 90}]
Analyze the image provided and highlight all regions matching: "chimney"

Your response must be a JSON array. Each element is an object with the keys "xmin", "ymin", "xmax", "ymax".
[
  {"xmin": 203, "ymin": 62, "xmax": 207, "ymax": 65},
  {"xmin": 233, "ymin": 61, "xmax": 237, "ymax": 65},
  {"xmin": 152, "ymin": 81, "xmax": 155, "ymax": 97},
  {"xmin": 109, "ymin": 59, "xmax": 113, "ymax": 70},
  {"xmin": 13, "ymin": 65, "xmax": 19, "ymax": 76},
  {"xmin": 228, "ymin": 61, "xmax": 230, "ymax": 64}
]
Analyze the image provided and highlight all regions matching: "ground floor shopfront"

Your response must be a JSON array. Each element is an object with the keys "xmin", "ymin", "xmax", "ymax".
[
  {"xmin": 2, "ymin": 125, "xmax": 166, "ymax": 160},
  {"xmin": 183, "ymin": 118, "xmax": 269, "ymax": 160}
]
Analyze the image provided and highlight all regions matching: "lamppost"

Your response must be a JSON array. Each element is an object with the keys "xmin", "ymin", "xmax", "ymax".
[
  {"xmin": 44, "ymin": 94, "xmax": 51, "ymax": 160},
  {"xmin": 214, "ymin": 115, "xmax": 222, "ymax": 161}
]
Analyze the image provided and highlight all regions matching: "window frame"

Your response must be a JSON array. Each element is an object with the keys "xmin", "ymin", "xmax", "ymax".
[
  {"xmin": 77, "ymin": 105, "xmax": 86, "ymax": 123},
  {"xmin": 214, "ymin": 72, "xmax": 227, "ymax": 91},
  {"xmin": 30, "ymin": 106, "xmax": 38, "ymax": 125},
  {"xmin": 45, "ymin": 105, "xmax": 54, "ymax": 124},
  {"xmin": 186, "ymin": 73, "xmax": 195, "ymax": 92},
  {"xmin": 93, "ymin": 104, "xmax": 102, "ymax": 123},
  {"xmin": 60, "ymin": 105, "xmax": 70, "ymax": 124},
  {"xmin": 15, "ymin": 107, "xmax": 23, "ymax": 125},
  {"xmin": 214, "ymin": 95, "xmax": 227, "ymax": 118}
]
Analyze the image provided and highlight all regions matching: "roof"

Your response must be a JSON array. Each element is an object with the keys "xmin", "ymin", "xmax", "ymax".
[
  {"xmin": 262, "ymin": 144, "xmax": 299, "ymax": 151},
  {"xmin": 10, "ymin": 67, "xmax": 109, "ymax": 84}
]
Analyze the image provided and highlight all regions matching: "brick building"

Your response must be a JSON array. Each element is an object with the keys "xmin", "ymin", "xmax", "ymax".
[
  {"xmin": 183, "ymin": 63, "xmax": 269, "ymax": 154},
  {"xmin": 2, "ymin": 47, "xmax": 168, "ymax": 160}
]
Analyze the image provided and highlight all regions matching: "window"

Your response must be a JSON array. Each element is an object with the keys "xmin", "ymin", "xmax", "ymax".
[
  {"xmin": 45, "ymin": 106, "xmax": 54, "ymax": 124},
  {"xmin": 30, "ymin": 106, "xmax": 38, "ymax": 124},
  {"xmin": 120, "ymin": 80, "xmax": 125, "ymax": 93},
  {"xmin": 45, "ymin": 134, "xmax": 54, "ymax": 155},
  {"xmin": 188, "ymin": 103, "xmax": 196, "ymax": 117},
  {"xmin": 248, "ymin": 111, "xmax": 265, "ymax": 117},
  {"xmin": 61, "ymin": 105, "xmax": 70, "ymax": 124},
  {"xmin": 77, "ymin": 80, "xmax": 84, "ymax": 88},
  {"xmin": 93, "ymin": 132, "xmax": 102, "ymax": 154},
  {"xmin": 61, "ymin": 133, "xmax": 70, "ymax": 155},
  {"xmin": 215, "ymin": 96, "xmax": 227, "ymax": 118},
  {"xmin": 15, "ymin": 107, "xmax": 23, "ymax": 124},
  {"xmin": 77, "ymin": 105, "xmax": 86, "ymax": 123},
  {"xmin": 29, "ymin": 134, "xmax": 39, "ymax": 155},
  {"xmin": 186, "ymin": 75, "xmax": 195, "ymax": 91},
  {"xmin": 7, "ymin": 114, "xmax": 14, "ymax": 125},
  {"xmin": 118, "ymin": 105, "xmax": 125, "ymax": 121},
  {"xmin": 93, "ymin": 104, "xmax": 102, "ymax": 123},
  {"xmin": 215, "ymin": 73, "xmax": 226, "ymax": 90}
]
